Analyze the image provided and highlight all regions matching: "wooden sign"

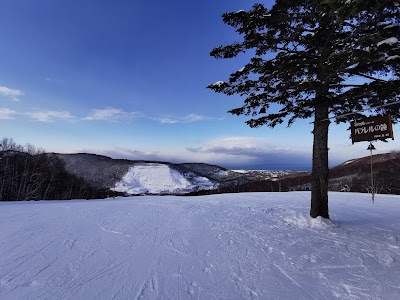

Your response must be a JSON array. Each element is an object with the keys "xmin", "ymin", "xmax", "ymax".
[{"xmin": 351, "ymin": 114, "xmax": 394, "ymax": 144}]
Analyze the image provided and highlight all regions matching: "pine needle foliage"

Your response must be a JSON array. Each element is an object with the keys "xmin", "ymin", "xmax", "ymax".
[
  {"xmin": 208, "ymin": 0, "xmax": 400, "ymax": 218},
  {"xmin": 208, "ymin": 0, "xmax": 400, "ymax": 127}
]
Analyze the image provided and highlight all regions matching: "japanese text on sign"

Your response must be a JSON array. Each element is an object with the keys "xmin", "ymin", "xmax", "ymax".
[{"xmin": 351, "ymin": 114, "xmax": 394, "ymax": 144}]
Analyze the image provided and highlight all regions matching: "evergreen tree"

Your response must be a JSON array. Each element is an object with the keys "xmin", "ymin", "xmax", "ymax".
[{"xmin": 208, "ymin": 0, "xmax": 400, "ymax": 218}]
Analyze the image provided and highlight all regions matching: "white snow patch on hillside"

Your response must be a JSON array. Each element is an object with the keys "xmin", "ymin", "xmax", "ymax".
[
  {"xmin": 214, "ymin": 169, "xmax": 230, "ymax": 176},
  {"xmin": 232, "ymin": 169, "xmax": 247, "ymax": 173},
  {"xmin": 184, "ymin": 172, "xmax": 216, "ymax": 189},
  {"xmin": 343, "ymin": 159, "xmax": 356, "ymax": 165},
  {"xmin": 377, "ymin": 37, "xmax": 398, "ymax": 46},
  {"xmin": 1, "ymin": 192, "xmax": 400, "ymax": 299},
  {"xmin": 114, "ymin": 164, "xmax": 194, "ymax": 194}
]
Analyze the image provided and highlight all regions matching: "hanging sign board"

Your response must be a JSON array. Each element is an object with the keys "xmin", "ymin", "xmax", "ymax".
[{"xmin": 351, "ymin": 114, "xmax": 394, "ymax": 144}]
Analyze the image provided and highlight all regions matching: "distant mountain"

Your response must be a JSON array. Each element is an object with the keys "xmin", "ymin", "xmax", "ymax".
[
  {"xmin": 0, "ymin": 150, "xmax": 31, "ymax": 159},
  {"xmin": 278, "ymin": 152, "xmax": 400, "ymax": 194},
  {"xmin": 328, "ymin": 152, "xmax": 400, "ymax": 194},
  {"xmin": 54, "ymin": 153, "xmax": 303, "ymax": 195}
]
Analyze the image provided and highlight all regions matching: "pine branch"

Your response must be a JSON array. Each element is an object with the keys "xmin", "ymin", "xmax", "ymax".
[
  {"xmin": 329, "ymin": 83, "xmax": 364, "ymax": 87},
  {"xmin": 354, "ymin": 72, "xmax": 388, "ymax": 83}
]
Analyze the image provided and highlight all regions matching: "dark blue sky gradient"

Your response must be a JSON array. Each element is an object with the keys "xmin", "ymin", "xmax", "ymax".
[{"xmin": 0, "ymin": 0, "xmax": 397, "ymax": 170}]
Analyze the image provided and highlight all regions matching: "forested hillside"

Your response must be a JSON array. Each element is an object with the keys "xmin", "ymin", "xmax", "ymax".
[
  {"xmin": 0, "ymin": 138, "xmax": 110, "ymax": 201},
  {"xmin": 187, "ymin": 152, "xmax": 400, "ymax": 196}
]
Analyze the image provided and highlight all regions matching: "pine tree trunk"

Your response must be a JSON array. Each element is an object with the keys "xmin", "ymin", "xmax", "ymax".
[{"xmin": 310, "ymin": 99, "xmax": 330, "ymax": 219}]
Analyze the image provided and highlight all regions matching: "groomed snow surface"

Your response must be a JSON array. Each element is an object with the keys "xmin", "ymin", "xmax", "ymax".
[
  {"xmin": 113, "ymin": 163, "xmax": 214, "ymax": 194},
  {"xmin": 1, "ymin": 192, "xmax": 400, "ymax": 299}
]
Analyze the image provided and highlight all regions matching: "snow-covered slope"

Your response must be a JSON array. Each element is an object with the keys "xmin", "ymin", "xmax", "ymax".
[
  {"xmin": 114, "ymin": 163, "xmax": 215, "ymax": 194},
  {"xmin": 1, "ymin": 192, "xmax": 399, "ymax": 299},
  {"xmin": 56, "ymin": 154, "xmax": 245, "ymax": 192}
]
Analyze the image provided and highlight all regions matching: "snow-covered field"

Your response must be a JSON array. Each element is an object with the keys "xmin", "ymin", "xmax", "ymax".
[{"xmin": 1, "ymin": 192, "xmax": 399, "ymax": 300}]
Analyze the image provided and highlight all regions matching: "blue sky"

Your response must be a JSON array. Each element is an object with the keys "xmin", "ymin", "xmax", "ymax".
[{"xmin": 0, "ymin": 0, "xmax": 398, "ymax": 170}]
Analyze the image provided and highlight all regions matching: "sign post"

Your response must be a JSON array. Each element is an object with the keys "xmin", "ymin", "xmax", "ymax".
[
  {"xmin": 367, "ymin": 142, "xmax": 376, "ymax": 203},
  {"xmin": 351, "ymin": 114, "xmax": 394, "ymax": 203}
]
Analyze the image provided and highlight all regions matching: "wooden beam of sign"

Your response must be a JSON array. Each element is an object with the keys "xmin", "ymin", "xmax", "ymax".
[{"xmin": 351, "ymin": 114, "xmax": 394, "ymax": 144}]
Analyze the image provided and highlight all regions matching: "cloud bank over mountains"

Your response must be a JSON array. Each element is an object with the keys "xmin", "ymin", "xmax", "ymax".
[{"xmin": 72, "ymin": 136, "xmax": 313, "ymax": 170}]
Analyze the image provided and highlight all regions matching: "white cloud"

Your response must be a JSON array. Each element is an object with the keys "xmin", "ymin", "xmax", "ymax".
[
  {"xmin": 187, "ymin": 136, "xmax": 290, "ymax": 156},
  {"xmin": 84, "ymin": 107, "xmax": 140, "ymax": 121},
  {"xmin": 183, "ymin": 113, "xmax": 210, "ymax": 122},
  {"xmin": 0, "ymin": 86, "xmax": 24, "ymax": 101},
  {"xmin": 187, "ymin": 136, "xmax": 311, "ymax": 169},
  {"xmin": 157, "ymin": 117, "xmax": 179, "ymax": 124},
  {"xmin": 155, "ymin": 113, "xmax": 220, "ymax": 124},
  {"xmin": 25, "ymin": 110, "xmax": 75, "ymax": 122},
  {"xmin": 0, "ymin": 108, "xmax": 17, "ymax": 119},
  {"xmin": 0, "ymin": 107, "xmax": 76, "ymax": 122},
  {"xmin": 80, "ymin": 108, "xmax": 221, "ymax": 124}
]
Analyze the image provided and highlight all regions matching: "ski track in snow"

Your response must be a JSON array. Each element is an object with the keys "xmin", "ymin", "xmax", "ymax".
[{"xmin": 0, "ymin": 192, "xmax": 400, "ymax": 299}]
